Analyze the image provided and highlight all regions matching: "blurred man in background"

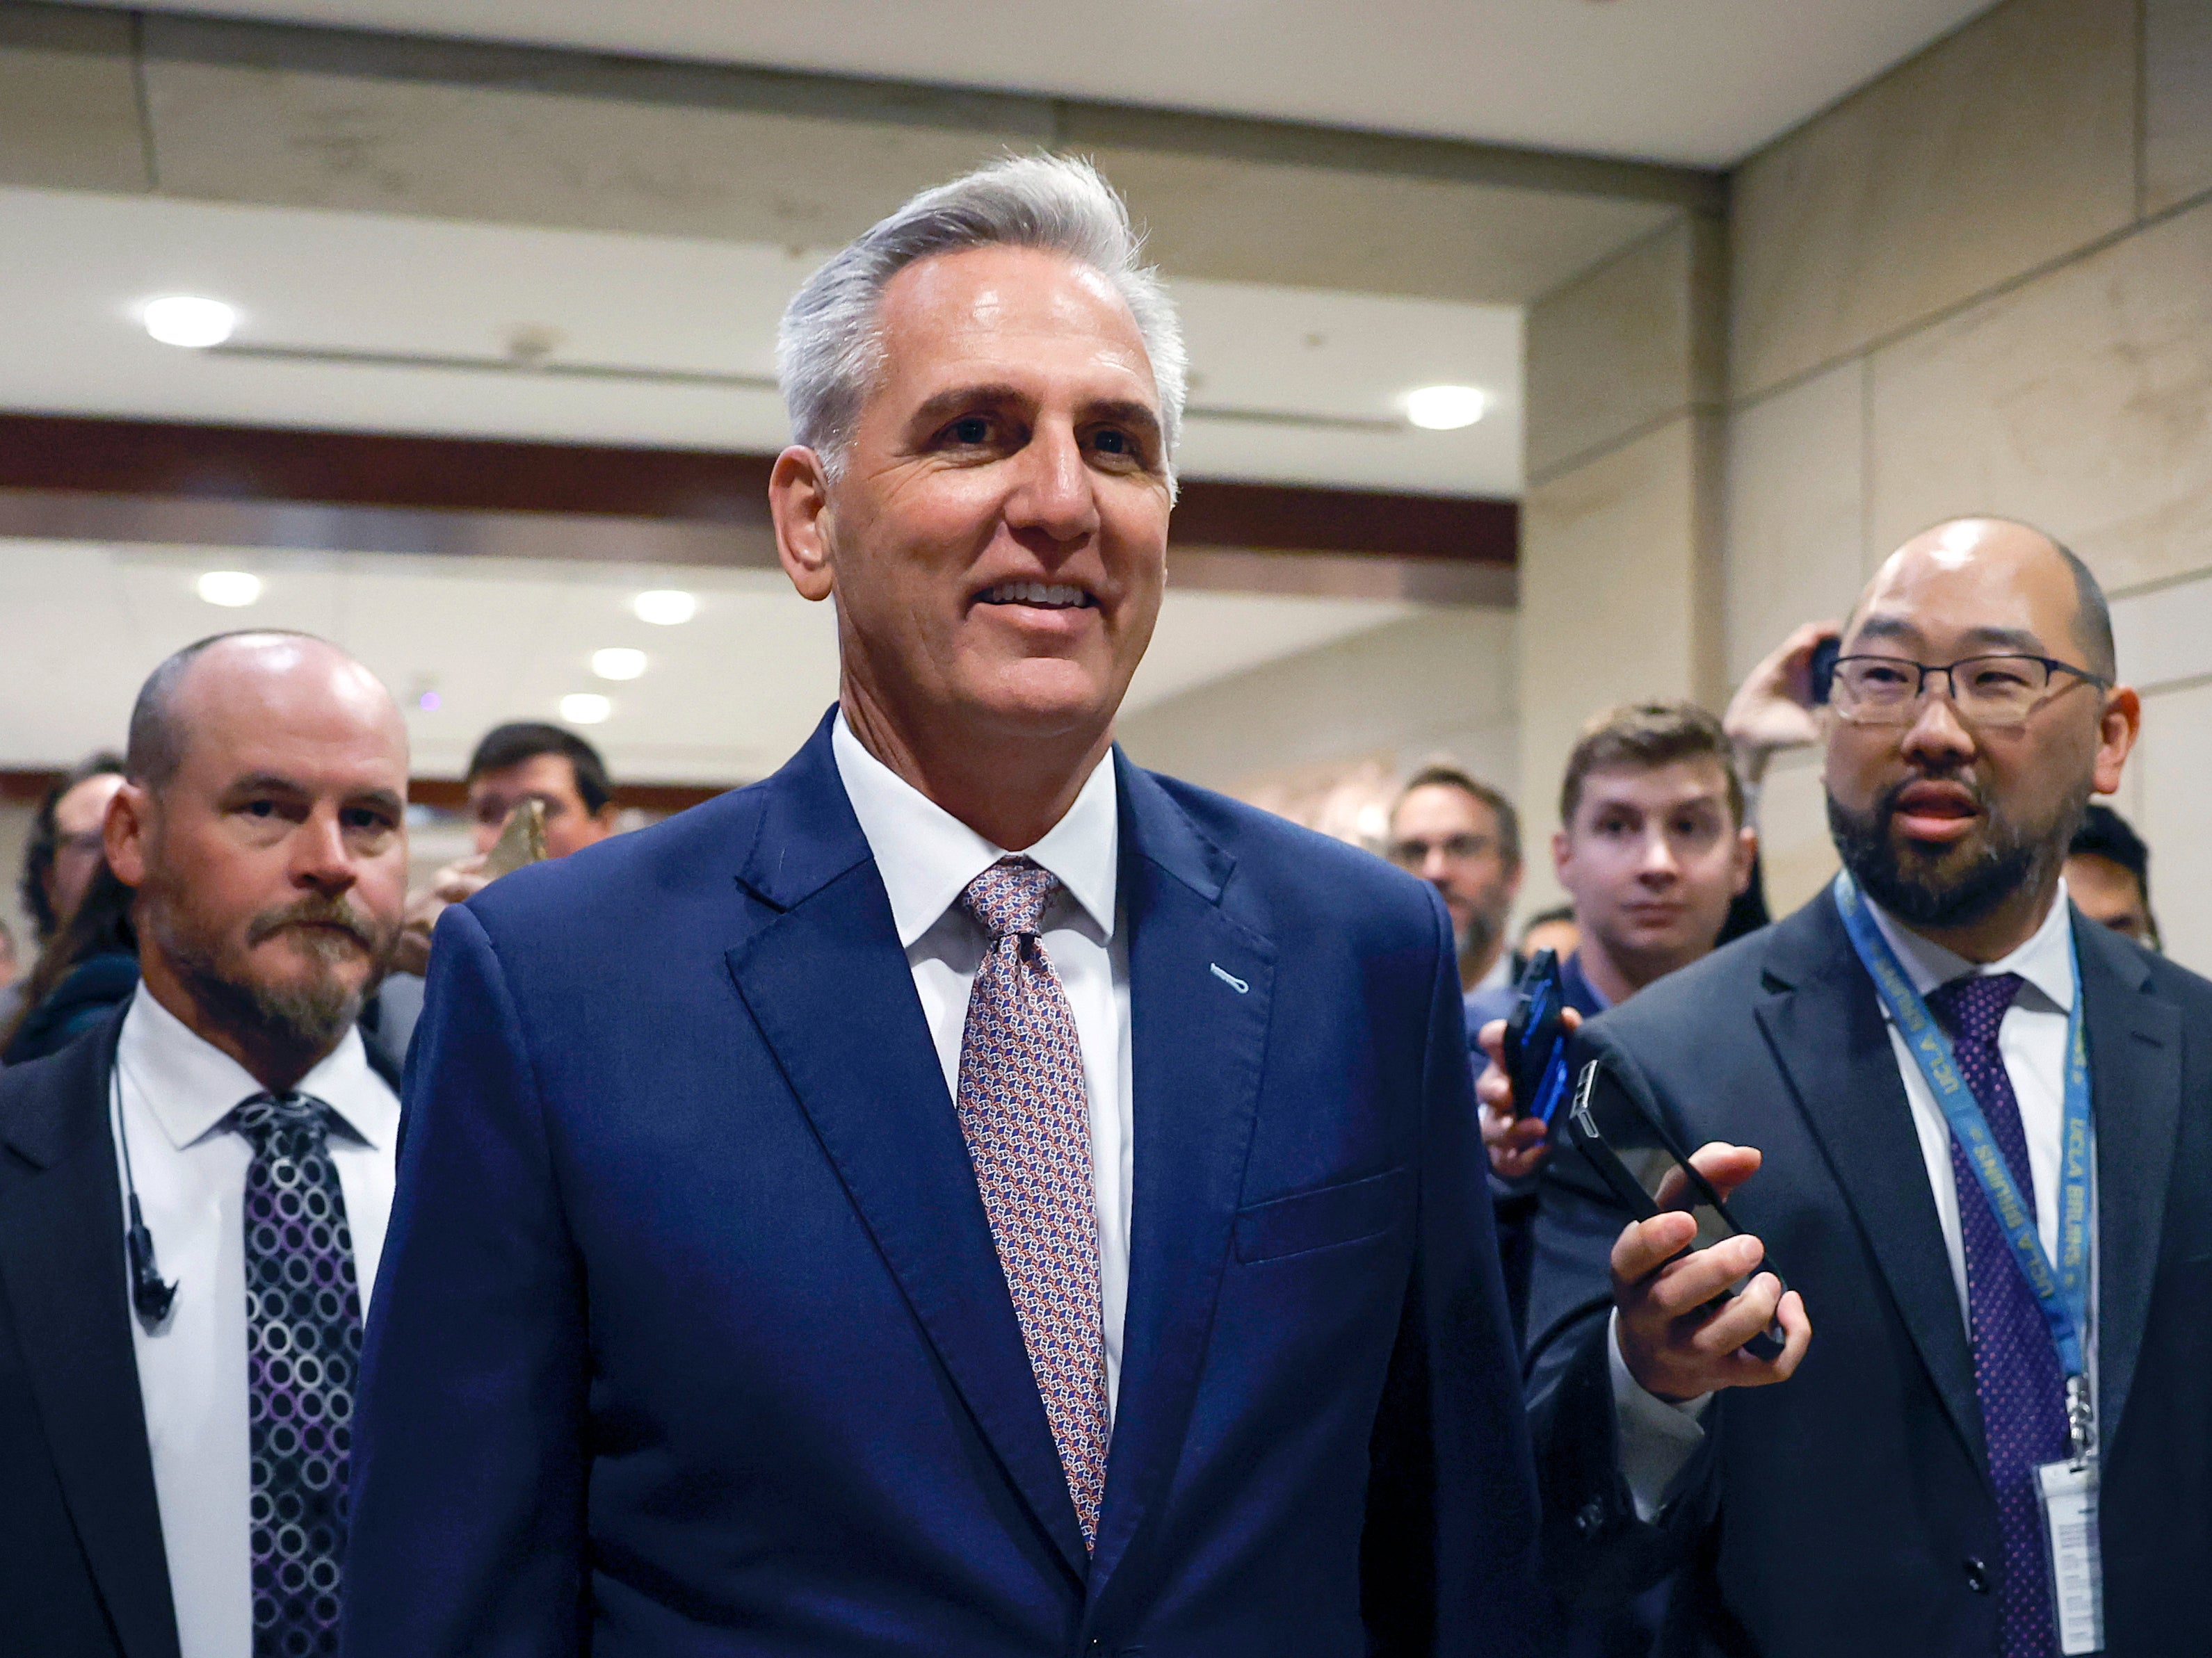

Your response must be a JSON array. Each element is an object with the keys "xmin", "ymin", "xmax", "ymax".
[
  {"xmin": 380, "ymin": 722, "xmax": 620, "ymax": 1056},
  {"xmin": 1388, "ymin": 763, "xmax": 1524, "ymax": 992},
  {"xmin": 3, "ymin": 752, "xmax": 127, "ymax": 1032},
  {"xmin": 2065, "ymin": 802, "xmax": 2157, "ymax": 948},
  {"xmin": 1517, "ymin": 903, "xmax": 1581, "ymax": 966},
  {"xmin": 0, "ymin": 630, "xmax": 409, "ymax": 1658}
]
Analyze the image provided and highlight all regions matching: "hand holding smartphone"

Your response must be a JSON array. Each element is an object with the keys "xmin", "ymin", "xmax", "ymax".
[
  {"xmin": 1501, "ymin": 948, "xmax": 1572, "ymax": 1125},
  {"xmin": 1563, "ymin": 1057, "xmax": 1793, "ymax": 1365}
]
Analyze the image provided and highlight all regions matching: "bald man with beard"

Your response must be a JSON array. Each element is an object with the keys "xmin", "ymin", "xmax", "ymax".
[
  {"xmin": 0, "ymin": 631, "xmax": 410, "ymax": 1658},
  {"xmin": 1506, "ymin": 519, "xmax": 2212, "ymax": 1657}
]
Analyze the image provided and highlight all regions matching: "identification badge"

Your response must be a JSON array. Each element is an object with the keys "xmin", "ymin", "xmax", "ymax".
[{"xmin": 2037, "ymin": 1458, "xmax": 2104, "ymax": 1655}]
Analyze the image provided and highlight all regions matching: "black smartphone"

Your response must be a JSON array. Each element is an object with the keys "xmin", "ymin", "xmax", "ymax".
[
  {"xmin": 1809, "ymin": 635, "xmax": 1841, "ymax": 705},
  {"xmin": 1563, "ymin": 1057, "xmax": 1788, "ymax": 1363},
  {"xmin": 1501, "ymin": 948, "xmax": 1572, "ymax": 1125}
]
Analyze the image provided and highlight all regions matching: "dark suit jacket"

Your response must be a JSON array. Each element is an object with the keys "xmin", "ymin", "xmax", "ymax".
[
  {"xmin": 344, "ymin": 713, "xmax": 1540, "ymax": 1657},
  {"xmin": 1526, "ymin": 889, "xmax": 2212, "ymax": 1657},
  {"xmin": 0, "ymin": 1004, "xmax": 402, "ymax": 1658}
]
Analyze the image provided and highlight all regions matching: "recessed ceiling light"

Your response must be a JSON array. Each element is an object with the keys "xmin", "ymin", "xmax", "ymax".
[
  {"xmin": 592, "ymin": 647, "xmax": 647, "ymax": 681},
  {"xmin": 143, "ymin": 295, "xmax": 239, "ymax": 350},
  {"xmin": 1403, "ymin": 384, "xmax": 1487, "ymax": 431},
  {"xmin": 632, "ymin": 589, "xmax": 697, "ymax": 626},
  {"xmin": 560, "ymin": 692, "xmax": 612, "ymax": 725},
  {"xmin": 195, "ymin": 570, "xmax": 261, "ymax": 607}
]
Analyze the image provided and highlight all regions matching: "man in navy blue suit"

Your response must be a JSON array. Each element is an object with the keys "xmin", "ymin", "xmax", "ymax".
[{"xmin": 343, "ymin": 155, "xmax": 1538, "ymax": 1657}]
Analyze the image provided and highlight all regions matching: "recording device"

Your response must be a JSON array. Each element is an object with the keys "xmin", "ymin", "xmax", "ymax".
[
  {"xmin": 1809, "ymin": 634, "xmax": 1841, "ymax": 705},
  {"xmin": 113, "ymin": 1067, "xmax": 177, "ymax": 1328},
  {"xmin": 481, "ymin": 797, "xmax": 549, "ymax": 879},
  {"xmin": 1501, "ymin": 948, "xmax": 1572, "ymax": 1125},
  {"xmin": 1563, "ymin": 1057, "xmax": 1787, "ymax": 1362}
]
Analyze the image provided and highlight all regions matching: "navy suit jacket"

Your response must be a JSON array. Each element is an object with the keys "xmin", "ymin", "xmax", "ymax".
[
  {"xmin": 344, "ymin": 714, "xmax": 1540, "ymax": 1657},
  {"xmin": 1525, "ymin": 890, "xmax": 2212, "ymax": 1657}
]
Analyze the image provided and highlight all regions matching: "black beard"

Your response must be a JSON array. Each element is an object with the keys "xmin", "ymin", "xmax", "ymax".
[{"xmin": 1827, "ymin": 774, "xmax": 2087, "ymax": 930}]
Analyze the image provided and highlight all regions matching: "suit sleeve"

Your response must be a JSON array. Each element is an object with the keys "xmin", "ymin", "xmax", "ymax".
[
  {"xmin": 343, "ymin": 903, "xmax": 590, "ymax": 1657},
  {"xmin": 1522, "ymin": 1024, "xmax": 1722, "ymax": 1612},
  {"xmin": 1362, "ymin": 889, "xmax": 1542, "ymax": 1657}
]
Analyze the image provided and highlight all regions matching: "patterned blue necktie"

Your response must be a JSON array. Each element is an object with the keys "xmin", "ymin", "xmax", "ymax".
[
  {"xmin": 1926, "ymin": 974, "xmax": 2067, "ymax": 1658},
  {"xmin": 234, "ymin": 1092, "xmax": 363, "ymax": 1658}
]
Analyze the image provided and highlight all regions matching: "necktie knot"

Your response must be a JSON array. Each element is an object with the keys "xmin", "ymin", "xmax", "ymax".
[
  {"xmin": 1926, "ymin": 971, "xmax": 2026, "ymax": 1050},
  {"xmin": 959, "ymin": 856, "xmax": 1063, "ymax": 941},
  {"xmin": 232, "ymin": 1091, "xmax": 332, "ymax": 1157}
]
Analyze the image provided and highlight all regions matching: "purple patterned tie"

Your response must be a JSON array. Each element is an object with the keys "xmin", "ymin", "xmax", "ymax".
[
  {"xmin": 234, "ymin": 1091, "xmax": 363, "ymax": 1658},
  {"xmin": 955, "ymin": 856, "xmax": 1111, "ymax": 1550},
  {"xmin": 1926, "ymin": 974, "xmax": 2067, "ymax": 1658}
]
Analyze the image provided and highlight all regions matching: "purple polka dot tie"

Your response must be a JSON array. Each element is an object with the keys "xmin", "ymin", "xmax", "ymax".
[
  {"xmin": 955, "ymin": 856, "xmax": 1111, "ymax": 1550},
  {"xmin": 234, "ymin": 1092, "xmax": 362, "ymax": 1658},
  {"xmin": 1926, "ymin": 974, "xmax": 2066, "ymax": 1658}
]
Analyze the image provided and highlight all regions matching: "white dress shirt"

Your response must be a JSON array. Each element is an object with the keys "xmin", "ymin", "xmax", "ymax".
[
  {"xmin": 113, "ymin": 983, "xmax": 401, "ymax": 1658},
  {"xmin": 1612, "ymin": 881, "xmax": 2094, "ymax": 1520},
  {"xmin": 830, "ymin": 711, "xmax": 1133, "ymax": 1417}
]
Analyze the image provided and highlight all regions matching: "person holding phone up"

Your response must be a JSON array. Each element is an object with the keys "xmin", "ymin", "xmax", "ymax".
[{"xmin": 1480, "ymin": 518, "xmax": 2212, "ymax": 1658}]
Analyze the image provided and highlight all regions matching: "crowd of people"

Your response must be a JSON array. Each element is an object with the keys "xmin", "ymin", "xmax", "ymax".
[{"xmin": 0, "ymin": 152, "xmax": 2198, "ymax": 1658}]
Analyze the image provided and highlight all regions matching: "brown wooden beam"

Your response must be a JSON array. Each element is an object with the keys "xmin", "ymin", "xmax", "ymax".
[{"xmin": 0, "ymin": 414, "xmax": 1515, "ymax": 565}]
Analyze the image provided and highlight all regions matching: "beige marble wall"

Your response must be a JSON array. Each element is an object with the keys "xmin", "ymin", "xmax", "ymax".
[
  {"xmin": 1722, "ymin": 359, "xmax": 1867, "ymax": 683},
  {"xmin": 1730, "ymin": 0, "xmax": 2138, "ymax": 404},
  {"xmin": 2146, "ymin": 0, "xmax": 2212, "ymax": 216},
  {"xmin": 1723, "ymin": 0, "xmax": 2212, "ymax": 952},
  {"xmin": 1524, "ymin": 214, "xmax": 1723, "ymax": 482},
  {"xmin": 1515, "ymin": 413, "xmax": 1725, "ymax": 909},
  {"xmin": 1115, "ymin": 606, "xmax": 1519, "ymax": 811},
  {"xmin": 1867, "ymin": 199, "xmax": 2212, "ymax": 594}
]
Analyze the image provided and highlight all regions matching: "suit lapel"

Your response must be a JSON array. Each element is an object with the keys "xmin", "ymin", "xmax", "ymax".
[
  {"xmin": 0, "ymin": 1015, "xmax": 181, "ymax": 1658},
  {"xmin": 1086, "ymin": 759, "xmax": 1270, "ymax": 1603},
  {"xmin": 722, "ymin": 717, "xmax": 1089, "ymax": 1577},
  {"xmin": 1755, "ymin": 897, "xmax": 1988, "ymax": 1483},
  {"xmin": 2074, "ymin": 917, "xmax": 2180, "ymax": 1451}
]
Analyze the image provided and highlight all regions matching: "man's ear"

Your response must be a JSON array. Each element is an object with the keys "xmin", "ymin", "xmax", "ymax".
[
  {"xmin": 1732, "ymin": 824, "xmax": 1760, "ymax": 897},
  {"xmin": 2092, "ymin": 686, "xmax": 2141, "ymax": 797},
  {"xmin": 770, "ymin": 446, "xmax": 837, "ymax": 603},
  {"xmin": 105, "ymin": 781, "xmax": 152, "ymax": 888}
]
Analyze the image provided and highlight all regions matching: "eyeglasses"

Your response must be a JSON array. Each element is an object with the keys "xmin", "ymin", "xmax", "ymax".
[
  {"xmin": 1387, "ymin": 833, "xmax": 1496, "ymax": 868},
  {"xmin": 1829, "ymin": 653, "xmax": 2110, "ymax": 729}
]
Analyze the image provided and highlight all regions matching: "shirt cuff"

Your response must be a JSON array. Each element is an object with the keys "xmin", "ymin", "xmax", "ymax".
[{"xmin": 1608, "ymin": 1307, "xmax": 1713, "ymax": 1524}]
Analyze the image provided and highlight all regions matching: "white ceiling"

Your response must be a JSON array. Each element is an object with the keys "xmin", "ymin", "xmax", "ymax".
[
  {"xmin": 0, "ymin": 537, "xmax": 1421, "ymax": 780},
  {"xmin": 0, "ymin": 185, "xmax": 1524, "ymax": 496},
  {"xmin": 97, "ymin": 0, "xmax": 1997, "ymax": 166}
]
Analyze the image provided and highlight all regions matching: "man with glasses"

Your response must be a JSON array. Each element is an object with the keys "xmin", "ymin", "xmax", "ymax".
[
  {"xmin": 1503, "ymin": 517, "xmax": 2212, "ymax": 1656},
  {"xmin": 1387, "ymin": 765, "xmax": 1524, "ymax": 992}
]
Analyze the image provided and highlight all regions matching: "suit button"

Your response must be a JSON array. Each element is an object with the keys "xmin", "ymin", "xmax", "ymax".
[
  {"xmin": 1575, "ymin": 1499, "xmax": 1606, "ymax": 1537},
  {"xmin": 1963, "ymin": 1557, "xmax": 1991, "ymax": 1594}
]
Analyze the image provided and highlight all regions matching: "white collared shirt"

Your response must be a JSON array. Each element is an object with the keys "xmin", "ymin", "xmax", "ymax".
[
  {"xmin": 113, "ymin": 983, "xmax": 401, "ymax": 1658},
  {"xmin": 1612, "ymin": 881, "xmax": 2095, "ymax": 1520},
  {"xmin": 830, "ymin": 711, "xmax": 1133, "ymax": 1417}
]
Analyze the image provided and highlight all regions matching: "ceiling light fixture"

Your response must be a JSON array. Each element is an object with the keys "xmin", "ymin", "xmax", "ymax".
[
  {"xmin": 143, "ymin": 295, "xmax": 240, "ymax": 350},
  {"xmin": 592, "ymin": 647, "xmax": 647, "ymax": 681},
  {"xmin": 560, "ymin": 692, "xmax": 612, "ymax": 725},
  {"xmin": 1403, "ymin": 384, "xmax": 1487, "ymax": 431},
  {"xmin": 195, "ymin": 570, "xmax": 262, "ymax": 607},
  {"xmin": 632, "ymin": 589, "xmax": 697, "ymax": 626}
]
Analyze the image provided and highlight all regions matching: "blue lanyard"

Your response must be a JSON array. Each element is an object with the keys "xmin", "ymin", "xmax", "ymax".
[{"xmin": 1832, "ymin": 872, "xmax": 2093, "ymax": 1386}]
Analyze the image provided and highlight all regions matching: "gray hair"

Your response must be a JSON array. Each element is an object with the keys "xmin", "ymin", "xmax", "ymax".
[{"xmin": 777, "ymin": 153, "xmax": 1187, "ymax": 487}]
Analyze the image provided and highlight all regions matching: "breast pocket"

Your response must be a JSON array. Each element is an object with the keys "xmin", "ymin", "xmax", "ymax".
[{"xmin": 1234, "ymin": 1167, "xmax": 1411, "ymax": 1265}]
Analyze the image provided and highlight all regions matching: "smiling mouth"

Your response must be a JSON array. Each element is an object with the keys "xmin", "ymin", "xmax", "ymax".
[{"xmin": 977, "ymin": 581, "xmax": 1097, "ymax": 610}]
